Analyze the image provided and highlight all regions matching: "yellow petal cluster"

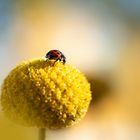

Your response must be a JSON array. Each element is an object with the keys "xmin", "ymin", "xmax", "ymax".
[{"xmin": 1, "ymin": 59, "xmax": 92, "ymax": 129}]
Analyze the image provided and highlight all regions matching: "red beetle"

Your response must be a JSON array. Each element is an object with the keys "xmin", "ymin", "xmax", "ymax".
[{"xmin": 46, "ymin": 50, "xmax": 66, "ymax": 64}]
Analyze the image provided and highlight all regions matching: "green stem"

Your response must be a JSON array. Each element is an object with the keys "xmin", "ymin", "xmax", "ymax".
[{"xmin": 39, "ymin": 128, "xmax": 46, "ymax": 140}]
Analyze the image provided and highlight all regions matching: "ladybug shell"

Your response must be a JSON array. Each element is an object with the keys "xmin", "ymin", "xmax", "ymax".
[{"xmin": 46, "ymin": 50, "xmax": 61, "ymax": 60}]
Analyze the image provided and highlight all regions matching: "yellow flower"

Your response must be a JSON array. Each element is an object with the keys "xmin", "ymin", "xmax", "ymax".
[{"xmin": 1, "ymin": 59, "xmax": 92, "ymax": 129}]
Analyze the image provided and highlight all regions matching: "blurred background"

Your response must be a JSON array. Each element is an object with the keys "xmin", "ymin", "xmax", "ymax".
[{"xmin": 0, "ymin": 0, "xmax": 140, "ymax": 140}]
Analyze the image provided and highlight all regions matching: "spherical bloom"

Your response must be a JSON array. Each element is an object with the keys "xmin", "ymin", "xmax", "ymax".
[{"xmin": 1, "ymin": 59, "xmax": 92, "ymax": 129}]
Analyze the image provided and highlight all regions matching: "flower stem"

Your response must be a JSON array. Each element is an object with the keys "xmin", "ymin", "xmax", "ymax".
[{"xmin": 39, "ymin": 128, "xmax": 46, "ymax": 140}]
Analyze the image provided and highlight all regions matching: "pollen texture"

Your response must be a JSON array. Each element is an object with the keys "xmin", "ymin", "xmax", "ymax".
[{"xmin": 1, "ymin": 59, "xmax": 92, "ymax": 129}]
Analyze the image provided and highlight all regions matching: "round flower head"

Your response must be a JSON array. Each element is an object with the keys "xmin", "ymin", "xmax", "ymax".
[{"xmin": 1, "ymin": 59, "xmax": 92, "ymax": 129}]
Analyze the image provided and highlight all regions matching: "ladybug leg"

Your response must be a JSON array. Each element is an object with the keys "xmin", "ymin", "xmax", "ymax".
[
  {"xmin": 53, "ymin": 58, "xmax": 65, "ymax": 66},
  {"xmin": 53, "ymin": 58, "xmax": 60, "ymax": 66},
  {"xmin": 62, "ymin": 58, "xmax": 66, "ymax": 64}
]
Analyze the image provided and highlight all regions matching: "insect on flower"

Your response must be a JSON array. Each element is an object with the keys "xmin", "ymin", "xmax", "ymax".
[{"xmin": 46, "ymin": 50, "xmax": 66, "ymax": 64}]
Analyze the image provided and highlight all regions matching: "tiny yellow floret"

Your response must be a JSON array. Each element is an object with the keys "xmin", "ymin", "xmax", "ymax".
[{"xmin": 1, "ymin": 59, "xmax": 92, "ymax": 129}]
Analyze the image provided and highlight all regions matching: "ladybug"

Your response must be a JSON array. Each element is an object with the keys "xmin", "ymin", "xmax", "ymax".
[{"xmin": 46, "ymin": 50, "xmax": 66, "ymax": 64}]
